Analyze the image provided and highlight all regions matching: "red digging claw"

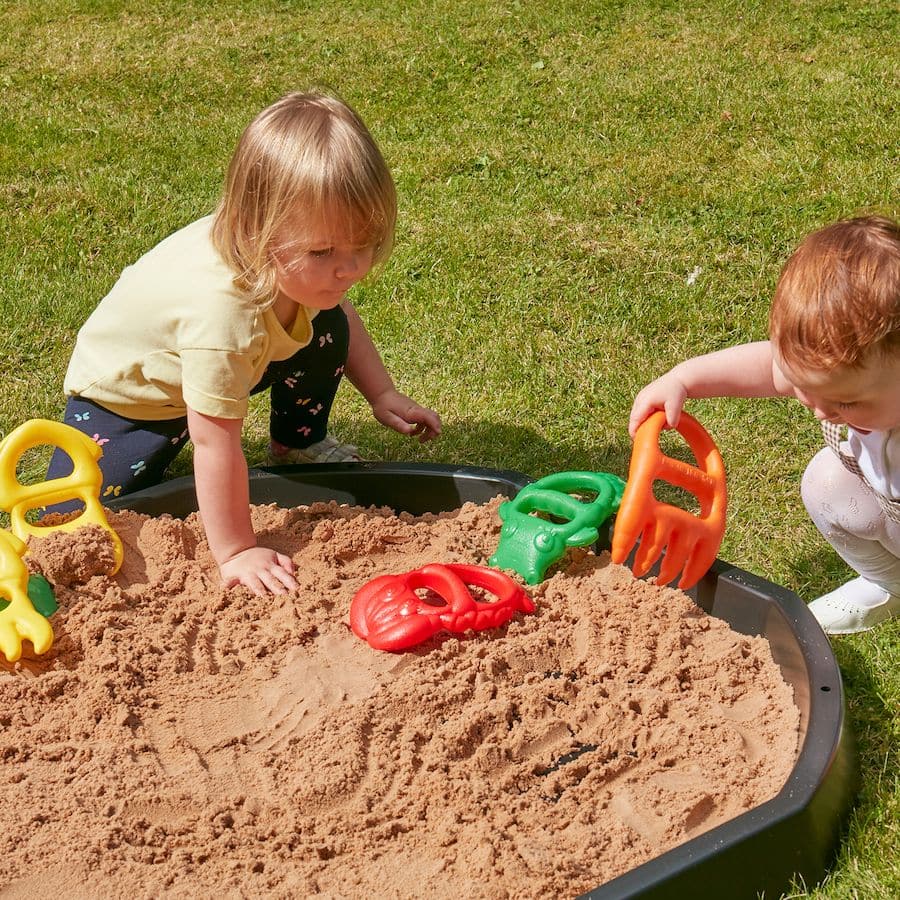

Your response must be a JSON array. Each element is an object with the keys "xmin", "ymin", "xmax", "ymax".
[{"xmin": 350, "ymin": 563, "xmax": 535, "ymax": 652}]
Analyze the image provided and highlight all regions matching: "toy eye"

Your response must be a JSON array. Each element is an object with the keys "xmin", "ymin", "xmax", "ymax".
[{"xmin": 534, "ymin": 532, "xmax": 554, "ymax": 551}]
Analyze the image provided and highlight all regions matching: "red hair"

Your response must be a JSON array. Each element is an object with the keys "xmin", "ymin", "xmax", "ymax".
[{"xmin": 769, "ymin": 215, "xmax": 900, "ymax": 370}]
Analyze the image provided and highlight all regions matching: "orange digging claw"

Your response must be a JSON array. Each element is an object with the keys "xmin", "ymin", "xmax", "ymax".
[{"xmin": 611, "ymin": 411, "xmax": 727, "ymax": 590}]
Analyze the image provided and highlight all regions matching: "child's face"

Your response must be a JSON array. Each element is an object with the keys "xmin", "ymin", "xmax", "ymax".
[
  {"xmin": 273, "ymin": 221, "xmax": 375, "ymax": 310},
  {"xmin": 776, "ymin": 352, "xmax": 900, "ymax": 433}
]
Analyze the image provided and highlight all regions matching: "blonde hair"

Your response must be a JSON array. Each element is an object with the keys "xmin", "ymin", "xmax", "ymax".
[
  {"xmin": 212, "ymin": 90, "xmax": 397, "ymax": 304},
  {"xmin": 769, "ymin": 215, "xmax": 900, "ymax": 370}
]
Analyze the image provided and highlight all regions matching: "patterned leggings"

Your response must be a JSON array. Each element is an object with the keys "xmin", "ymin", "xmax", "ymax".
[{"xmin": 46, "ymin": 304, "xmax": 349, "ymax": 502}]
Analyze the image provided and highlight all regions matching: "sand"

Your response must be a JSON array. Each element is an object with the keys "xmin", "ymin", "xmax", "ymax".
[{"xmin": 0, "ymin": 497, "xmax": 799, "ymax": 899}]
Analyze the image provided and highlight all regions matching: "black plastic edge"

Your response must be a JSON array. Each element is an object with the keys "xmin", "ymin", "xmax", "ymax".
[{"xmin": 104, "ymin": 462, "xmax": 534, "ymax": 518}]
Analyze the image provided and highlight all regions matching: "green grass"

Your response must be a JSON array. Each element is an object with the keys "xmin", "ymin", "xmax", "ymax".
[{"xmin": 1, "ymin": 1, "xmax": 898, "ymax": 895}]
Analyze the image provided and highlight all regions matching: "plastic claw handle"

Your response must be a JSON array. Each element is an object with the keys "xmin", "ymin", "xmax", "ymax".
[
  {"xmin": 489, "ymin": 471, "xmax": 625, "ymax": 584},
  {"xmin": 0, "ymin": 530, "xmax": 53, "ymax": 663},
  {"xmin": 611, "ymin": 411, "xmax": 727, "ymax": 590},
  {"xmin": 0, "ymin": 419, "xmax": 123, "ymax": 573},
  {"xmin": 350, "ymin": 563, "xmax": 535, "ymax": 652}
]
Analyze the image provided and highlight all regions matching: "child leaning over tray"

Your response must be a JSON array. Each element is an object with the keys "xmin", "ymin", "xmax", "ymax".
[
  {"xmin": 630, "ymin": 214, "xmax": 900, "ymax": 635},
  {"xmin": 47, "ymin": 90, "xmax": 441, "ymax": 597}
]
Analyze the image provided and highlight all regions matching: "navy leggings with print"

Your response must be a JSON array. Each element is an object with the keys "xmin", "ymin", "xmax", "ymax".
[{"xmin": 46, "ymin": 304, "xmax": 349, "ymax": 503}]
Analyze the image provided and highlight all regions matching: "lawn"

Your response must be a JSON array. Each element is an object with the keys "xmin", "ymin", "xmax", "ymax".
[{"xmin": 0, "ymin": 0, "xmax": 898, "ymax": 896}]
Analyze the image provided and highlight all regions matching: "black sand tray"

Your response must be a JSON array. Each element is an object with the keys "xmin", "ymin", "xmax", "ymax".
[{"xmin": 108, "ymin": 462, "xmax": 858, "ymax": 900}]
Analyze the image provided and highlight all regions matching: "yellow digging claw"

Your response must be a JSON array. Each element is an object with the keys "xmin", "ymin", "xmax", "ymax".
[
  {"xmin": 0, "ymin": 530, "xmax": 52, "ymax": 663},
  {"xmin": 0, "ymin": 418, "xmax": 125, "ymax": 661},
  {"xmin": 0, "ymin": 419, "xmax": 123, "ymax": 573}
]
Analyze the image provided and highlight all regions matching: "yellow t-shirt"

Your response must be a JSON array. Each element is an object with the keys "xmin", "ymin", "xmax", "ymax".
[{"xmin": 64, "ymin": 216, "xmax": 317, "ymax": 421}]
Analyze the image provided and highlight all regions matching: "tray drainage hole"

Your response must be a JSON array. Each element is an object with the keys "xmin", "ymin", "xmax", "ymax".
[{"xmin": 820, "ymin": 685, "xmax": 832, "ymax": 692}]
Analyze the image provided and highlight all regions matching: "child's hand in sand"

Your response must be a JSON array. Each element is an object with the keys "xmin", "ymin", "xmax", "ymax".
[
  {"xmin": 629, "ymin": 371, "xmax": 689, "ymax": 437},
  {"xmin": 219, "ymin": 546, "xmax": 297, "ymax": 596},
  {"xmin": 370, "ymin": 388, "xmax": 442, "ymax": 442}
]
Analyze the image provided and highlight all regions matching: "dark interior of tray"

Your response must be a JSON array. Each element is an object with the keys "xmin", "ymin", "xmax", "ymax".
[{"xmin": 106, "ymin": 462, "xmax": 858, "ymax": 900}]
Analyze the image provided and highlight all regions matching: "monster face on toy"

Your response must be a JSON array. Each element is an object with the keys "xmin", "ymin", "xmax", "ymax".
[{"xmin": 489, "ymin": 471, "xmax": 625, "ymax": 584}]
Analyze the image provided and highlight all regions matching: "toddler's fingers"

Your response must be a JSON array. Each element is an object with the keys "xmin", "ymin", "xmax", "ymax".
[
  {"xmin": 628, "ymin": 400, "xmax": 655, "ymax": 438},
  {"xmin": 258, "ymin": 570, "xmax": 291, "ymax": 596},
  {"xmin": 275, "ymin": 552, "xmax": 296, "ymax": 575},
  {"xmin": 663, "ymin": 399, "xmax": 683, "ymax": 430},
  {"xmin": 380, "ymin": 410, "xmax": 415, "ymax": 434},
  {"xmin": 383, "ymin": 409, "xmax": 425, "ymax": 436},
  {"xmin": 411, "ymin": 419, "xmax": 440, "ymax": 442},
  {"xmin": 270, "ymin": 562, "xmax": 298, "ymax": 592},
  {"xmin": 425, "ymin": 412, "xmax": 442, "ymax": 436},
  {"xmin": 411, "ymin": 408, "xmax": 441, "ymax": 440},
  {"xmin": 239, "ymin": 573, "xmax": 268, "ymax": 597}
]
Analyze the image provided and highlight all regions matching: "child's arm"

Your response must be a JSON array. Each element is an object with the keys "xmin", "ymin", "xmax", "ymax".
[
  {"xmin": 187, "ymin": 408, "xmax": 298, "ymax": 595},
  {"xmin": 342, "ymin": 300, "xmax": 442, "ymax": 441},
  {"xmin": 629, "ymin": 340, "xmax": 792, "ymax": 437}
]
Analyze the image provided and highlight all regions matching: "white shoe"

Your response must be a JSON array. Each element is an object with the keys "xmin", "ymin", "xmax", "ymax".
[
  {"xmin": 807, "ymin": 577, "xmax": 900, "ymax": 634},
  {"xmin": 265, "ymin": 435, "xmax": 364, "ymax": 465}
]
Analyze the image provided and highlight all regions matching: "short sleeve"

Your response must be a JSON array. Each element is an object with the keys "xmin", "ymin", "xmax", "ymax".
[{"xmin": 180, "ymin": 348, "xmax": 257, "ymax": 419}]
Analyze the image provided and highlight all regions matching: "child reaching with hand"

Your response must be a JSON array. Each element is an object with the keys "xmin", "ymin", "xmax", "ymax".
[
  {"xmin": 48, "ymin": 90, "xmax": 441, "ymax": 597},
  {"xmin": 630, "ymin": 215, "xmax": 900, "ymax": 634}
]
